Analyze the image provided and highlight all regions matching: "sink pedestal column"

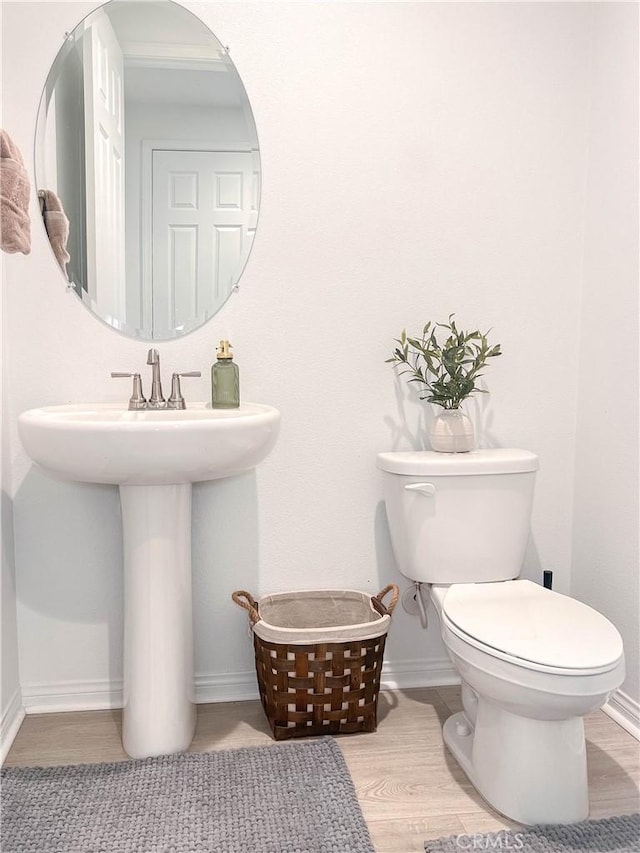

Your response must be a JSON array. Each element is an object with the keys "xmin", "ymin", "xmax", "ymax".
[{"xmin": 119, "ymin": 484, "xmax": 196, "ymax": 758}]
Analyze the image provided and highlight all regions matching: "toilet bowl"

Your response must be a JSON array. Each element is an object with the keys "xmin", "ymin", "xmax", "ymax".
[
  {"xmin": 432, "ymin": 581, "xmax": 624, "ymax": 824},
  {"xmin": 377, "ymin": 449, "xmax": 625, "ymax": 825}
]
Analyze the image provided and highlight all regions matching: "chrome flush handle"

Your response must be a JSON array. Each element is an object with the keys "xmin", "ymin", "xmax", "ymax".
[
  {"xmin": 167, "ymin": 372, "xmax": 202, "ymax": 409},
  {"xmin": 111, "ymin": 372, "xmax": 147, "ymax": 410}
]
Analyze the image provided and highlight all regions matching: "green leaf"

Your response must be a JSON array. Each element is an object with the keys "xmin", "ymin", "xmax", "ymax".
[{"xmin": 389, "ymin": 315, "xmax": 500, "ymax": 406}]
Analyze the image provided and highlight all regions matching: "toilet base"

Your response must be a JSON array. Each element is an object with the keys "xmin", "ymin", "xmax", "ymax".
[{"xmin": 443, "ymin": 706, "xmax": 589, "ymax": 825}]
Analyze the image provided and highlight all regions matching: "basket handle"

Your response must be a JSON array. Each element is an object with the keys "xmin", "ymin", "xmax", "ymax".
[
  {"xmin": 231, "ymin": 590, "xmax": 260, "ymax": 626},
  {"xmin": 372, "ymin": 583, "xmax": 399, "ymax": 616}
]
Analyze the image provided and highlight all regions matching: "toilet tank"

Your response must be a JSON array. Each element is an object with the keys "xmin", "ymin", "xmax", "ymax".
[{"xmin": 377, "ymin": 449, "xmax": 538, "ymax": 584}]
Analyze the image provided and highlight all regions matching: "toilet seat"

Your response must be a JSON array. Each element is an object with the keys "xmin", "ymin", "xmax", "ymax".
[{"xmin": 441, "ymin": 580, "xmax": 623, "ymax": 676}]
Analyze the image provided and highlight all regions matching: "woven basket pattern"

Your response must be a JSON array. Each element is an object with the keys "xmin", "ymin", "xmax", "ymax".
[{"xmin": 253, "ymin": 634, "xmax": 387, "ymax": 740}]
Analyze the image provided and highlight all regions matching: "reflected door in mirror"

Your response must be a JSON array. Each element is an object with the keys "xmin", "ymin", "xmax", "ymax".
[
  {"xmin": 149, "ymin": 149, "xmax": 258, "ymax": 339},
  {"xmin": 83, "ymin": 10, "xmax": 126, "ymax": 323}
]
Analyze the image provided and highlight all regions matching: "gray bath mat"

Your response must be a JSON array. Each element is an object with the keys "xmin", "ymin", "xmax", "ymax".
[
  {"xmin": 425, "ymin": 813, "xmax": 640, "ymax": 853},
  {"xmin": 1, "ymin": 737, "xmax": 374, "ymax": 853}
]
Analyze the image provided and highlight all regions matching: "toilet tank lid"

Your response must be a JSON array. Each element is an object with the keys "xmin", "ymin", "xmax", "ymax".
[{"xmin": 377, "ymin": 449, "xmax": 539, "ymax": 476}]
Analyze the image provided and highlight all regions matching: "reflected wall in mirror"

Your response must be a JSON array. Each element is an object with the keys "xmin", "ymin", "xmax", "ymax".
[{"xmin": 36, "ymin": 0, "xmax": 260, "ymax": 340}]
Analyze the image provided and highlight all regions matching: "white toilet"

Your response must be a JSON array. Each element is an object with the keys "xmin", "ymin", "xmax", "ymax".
[{"xmin": 377, "ymin": 448, "xmax": 625, "ymax": 826}]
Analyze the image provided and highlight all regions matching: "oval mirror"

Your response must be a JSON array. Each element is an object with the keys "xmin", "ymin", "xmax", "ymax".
[{"xmin": 35, "ymin": 0, "xmax": 260, "ymax": 340}]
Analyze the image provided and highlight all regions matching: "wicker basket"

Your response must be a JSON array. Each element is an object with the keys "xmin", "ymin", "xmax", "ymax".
[{"xmin": 232, "ymin": 585, "xmax": 399, "ymax": 740}]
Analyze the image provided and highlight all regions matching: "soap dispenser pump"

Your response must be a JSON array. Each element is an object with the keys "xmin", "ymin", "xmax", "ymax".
[{"xmin": 211, "ymin": 340, "xmax": 239, "ymax": 409}]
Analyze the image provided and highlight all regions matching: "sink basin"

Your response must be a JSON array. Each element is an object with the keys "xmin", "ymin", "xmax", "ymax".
[
  {"xmin": 18, "ymin": 402, "xmax": 280, "ymax": 486},
  {"xmin": 18, "ymin": 400, "xmax": 280, "ymax": 759}
]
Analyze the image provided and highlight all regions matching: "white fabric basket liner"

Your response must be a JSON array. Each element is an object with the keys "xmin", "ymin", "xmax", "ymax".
[{"xmin": 253, "ymin": 589, "xmax": 391, "ymax": 644}]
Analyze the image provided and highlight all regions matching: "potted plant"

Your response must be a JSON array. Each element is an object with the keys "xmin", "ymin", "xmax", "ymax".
[{"xmin": 386, "ymin": 314, "xmax": 501, "ymax": 452}]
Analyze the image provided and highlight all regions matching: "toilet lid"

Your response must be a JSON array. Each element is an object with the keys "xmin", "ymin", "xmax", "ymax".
[{"xmin": 442, "ymin": 580, "xmax": 623, "ymax": 671}]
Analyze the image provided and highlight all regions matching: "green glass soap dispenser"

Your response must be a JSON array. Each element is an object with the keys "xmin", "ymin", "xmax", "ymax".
[{"xmin": 211, "ymin": 340, "xmax": 240, "ymax": 408}]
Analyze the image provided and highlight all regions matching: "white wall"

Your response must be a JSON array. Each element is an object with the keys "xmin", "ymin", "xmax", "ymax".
[
  {"xmin": 2, "ymin": 2, "xmax": 632, "ymax": 719},
  {"xmin": 572, "ymin": 3, "xmax": 639, "ymax": 722},
  {"xmin": 1, "ymin": 254, "xmax": 24, "ymax": 755}
]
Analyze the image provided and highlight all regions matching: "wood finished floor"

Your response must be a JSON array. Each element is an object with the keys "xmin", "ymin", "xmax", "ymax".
[{"xmin": 5, "ymin": 687, "xmax": 640, "ymax": 853}]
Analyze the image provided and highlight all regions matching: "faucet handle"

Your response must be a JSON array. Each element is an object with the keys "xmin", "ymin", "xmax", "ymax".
[
  {"xmin": 111, "ymin": 372, "xmax": 147, "ymax": 410},
  {"xmin": 167, "ymin": 371, "xmax": 201, "ymax": 410}
]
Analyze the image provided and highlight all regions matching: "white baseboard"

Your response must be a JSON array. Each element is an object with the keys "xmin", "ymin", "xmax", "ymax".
[
  {"xmin": 603, "ymin": 689, "xmax": 640, "ymax": 741},
  {"xmin": 20, "ymin": 657, "xmax": 460, "ymax": 714},
  {"xmin": 21, "ymin": 679, "xmax": 123, "ymax": 714},
  {"xmin": 381, "ymin": 657, "xmax": 461, "ymax": 690},
  {"xmin": 194, "ymin": 670, "xmax": 259, "ymax": 704},
  {"xmin": 18, "ymin": 669, "xmax": 637, "ymax": 748},
  {"xmin": 1, "ymin": 687, "xmax": 26, "ymax": 764},
  {"xmin": 194, "ymin": 657, "xmax": 461, "ymax": 704}
]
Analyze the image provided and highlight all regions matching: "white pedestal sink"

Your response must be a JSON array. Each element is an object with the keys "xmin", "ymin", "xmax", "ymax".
[{"xmin": 18, "ymin": 402, "xmax": 280, "ymax": 758}]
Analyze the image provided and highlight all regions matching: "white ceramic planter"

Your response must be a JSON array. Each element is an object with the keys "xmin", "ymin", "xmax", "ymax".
[{"xmin": 429, "ymin": 409, "xmax": 474, "ymax": 453}]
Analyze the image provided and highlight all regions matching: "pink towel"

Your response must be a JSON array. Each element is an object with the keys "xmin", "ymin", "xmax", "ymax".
[
  {"xmin": 0, "ymin": 129, "xmax": 31, "ymax": 255},
  {"xmin": 39, "ymin": 189, "xmax": 70, "ymax": 276}
]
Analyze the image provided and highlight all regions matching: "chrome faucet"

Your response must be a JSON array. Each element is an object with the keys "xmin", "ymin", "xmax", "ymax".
[
  {"xmin": 112, "ymin": 351, "xmax": 200, "ymax": 410},
  {"xmin": 146, "ymin": 348, "xmax": 166, "ymax": 409}
]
